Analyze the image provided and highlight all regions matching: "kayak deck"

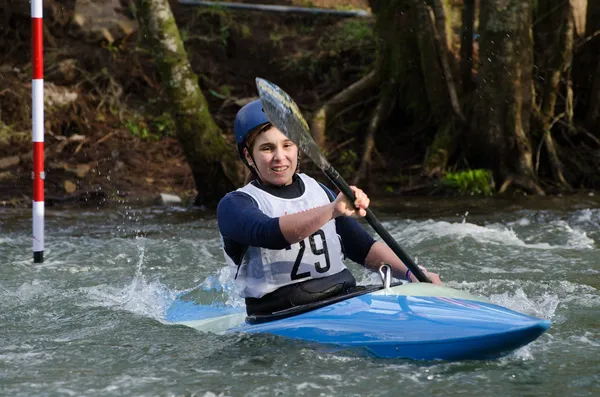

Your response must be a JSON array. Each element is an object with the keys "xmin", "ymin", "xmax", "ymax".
[{"xmin": 165, "ymin": 283, "xmax": 550, "ymax": 360}]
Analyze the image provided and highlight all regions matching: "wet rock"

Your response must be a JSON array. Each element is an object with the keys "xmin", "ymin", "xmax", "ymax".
[{"xmin": 159, "ymin": 193, "xmax": 182, "ymax": 206}]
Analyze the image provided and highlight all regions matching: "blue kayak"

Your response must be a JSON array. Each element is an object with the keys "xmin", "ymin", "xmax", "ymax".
[{"xmin": 165, "ymin": 283, "xmax": 550, "ymax": 360}]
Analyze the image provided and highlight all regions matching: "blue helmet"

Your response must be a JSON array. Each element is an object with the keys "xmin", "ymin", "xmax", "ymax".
[{"xmin": 234, "ymin": 99, "xmax": 270, "ymax": 158}]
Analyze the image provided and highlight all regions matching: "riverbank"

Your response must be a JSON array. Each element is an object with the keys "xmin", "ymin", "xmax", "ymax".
[
  {"xmin": 1, "ymin": 1, "xmax": 596, "ymax": 209},
  {"xmin": 1, "ymin": 0, "xmax": 379, "ymax": 208}
]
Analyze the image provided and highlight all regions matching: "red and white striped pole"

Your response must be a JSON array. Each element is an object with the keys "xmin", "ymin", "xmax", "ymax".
[{"xmin": 32, "ymin": 0, "xmax": 44, "ymax": 263}]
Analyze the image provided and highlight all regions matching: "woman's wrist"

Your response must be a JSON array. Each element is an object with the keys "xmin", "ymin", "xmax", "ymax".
[{"xmin": 330, "ymin": 202, "xmax": 341, "ymax": 219}]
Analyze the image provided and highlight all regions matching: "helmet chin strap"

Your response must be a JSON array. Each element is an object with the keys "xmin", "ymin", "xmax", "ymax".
[{"xmin": 244, "ymin": 146, "xmax": 262, "ymax": 183}]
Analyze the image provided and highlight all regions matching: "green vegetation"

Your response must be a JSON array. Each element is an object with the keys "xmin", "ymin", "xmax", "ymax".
[
  {"xmin": 281, "ymin": 18, "xmax": 375, "ymax": 78},
  {"xmin": 239, "ymin": 23, "xmax": 251, "ymax": 38},
  {"xmin": 124, "ymin": 112, "xmax": 175, "ymax": 141},
  {"xmin": 327, "ymin": 19, "xmax": 374, "ymax": 52},
  {"xmin": 442, "ymin": 169, "xmax": 495, "ymax": 196},
  {"xmin": 0, "ymin": 123, "xmax": 29, "ymax": 146},
  {"xmin": 180, "ymin": 6, "xmax": 233, "ymax": 47}
]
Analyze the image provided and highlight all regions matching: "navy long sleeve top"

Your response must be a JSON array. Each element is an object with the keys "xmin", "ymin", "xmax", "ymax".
[{"xmin": 217, "ymin": 175, "xmax": 376, "ymax": 266}]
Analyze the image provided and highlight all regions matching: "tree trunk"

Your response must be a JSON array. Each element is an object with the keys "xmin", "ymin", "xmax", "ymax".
[
  {"xmin": 428, "ymin": 2, "xmax": 465, "ymax": 121},
  {"xmin": 370, "ymin": 0, "xmax": 440, "ymax": 120},
  {"xmin": 584, "ymin": 0, "xmax": 600, "ymax": 132},
  {"xmin": 586, "ymin": 53, "xmax": 600, "ymax": 132},
  {"xmin": 533, "ymin": 0, "xmax": 574, "ymax": 188},
  {"xmin": 411, "ymin": 0, "xmax": 449, "ymax": 120},
  {"xmin": 537, "ymin": 1, "xmax": 575, "ymax": 119},
  {"xmin": 353, "ymin": 93, "xmax": 394, "ymax": 185},
  {"xmin": 371, "ymin": 0, "xmax": 464, "ymax": 176},
  {"xmin": 460, "ymin": 0, "xmax": 476, "ymax": 95},
  {"xmin": 135, "ymin": 0, "xmax": 238, "ymax": 206},
  {"xmin": 470, "ymin": 0, "xmax": 543, "ymax": 194}
]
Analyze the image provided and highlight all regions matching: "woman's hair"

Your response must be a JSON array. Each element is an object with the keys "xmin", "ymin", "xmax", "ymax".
[{"xmin": 245, "ymin": 122, "xmax": 272, "ymax": 153}]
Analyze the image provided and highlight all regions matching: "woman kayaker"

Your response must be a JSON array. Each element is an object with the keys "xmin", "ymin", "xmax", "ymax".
[{"xmin": 217, "ymin": 99, "xmax": 442, "ymax": 315}]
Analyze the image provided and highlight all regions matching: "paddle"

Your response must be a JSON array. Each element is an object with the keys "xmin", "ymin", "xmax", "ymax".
[{"xmin": 255, "ymin": 78, "xmax": 431, "ymax": 283}]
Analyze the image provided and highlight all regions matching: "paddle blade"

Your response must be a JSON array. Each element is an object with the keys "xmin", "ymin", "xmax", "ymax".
[{"xmin": 255, "ymin": 78, "xmax": 329, "ymax": 170}]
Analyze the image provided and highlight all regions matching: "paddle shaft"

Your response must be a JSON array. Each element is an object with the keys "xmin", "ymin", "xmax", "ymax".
[{"xmin": 324, "ymin": 165, "xmax": 431, "ymax": 283}]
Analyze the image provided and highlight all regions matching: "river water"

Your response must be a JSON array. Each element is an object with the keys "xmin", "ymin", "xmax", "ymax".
[{"xmin": 1, "ymin": 196, "xmax": 599, "ymax": 397}]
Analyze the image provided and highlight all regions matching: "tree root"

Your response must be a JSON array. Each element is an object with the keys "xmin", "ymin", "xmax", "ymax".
[
  {"xmin": 499, "ymin": 174, "xmax": 545, "ymax": 195},
  {"xmin": 543, "ymin": 131, "xmax": 571, "ymax": 189},
  {"xmin": 310, "ymin": 69, "xmax": 379, "ymax": 148},
  {"xmin": 534, "ymin": 113, "xmax": 571, "ymax": 190}
]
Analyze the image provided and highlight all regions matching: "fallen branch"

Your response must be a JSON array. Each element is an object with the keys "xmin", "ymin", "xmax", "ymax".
[
  {"xmin": 327, "ymin": 137, "xmax": 356, "ymax": 156},
  {"xmin": 96, "ymin": 131, "xmax": 115, "ymax": 145},
  {"xmin": 310, "ymin": 70, "xmax": 379, "ymax": 148}
]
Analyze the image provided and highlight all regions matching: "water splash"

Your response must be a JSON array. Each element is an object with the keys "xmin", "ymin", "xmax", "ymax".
[
  {"xmin": 82, "ymin": 238, "xmax": 177, "ymax": 323},
  {"xmin": 487, "ymin": 288, "xmax": 559, "ymax": 320},
  {"xmin": 196, "ymin": 266, "xmax": 245, "ymax": 308}
]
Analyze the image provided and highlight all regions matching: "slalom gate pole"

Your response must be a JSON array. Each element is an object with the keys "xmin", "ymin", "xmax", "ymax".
[{"xmin": 32, "ymin": 0, "xmax": 44, "ymax": 263}]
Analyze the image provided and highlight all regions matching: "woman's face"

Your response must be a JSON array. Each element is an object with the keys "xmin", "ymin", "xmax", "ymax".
[{"xmin": 245, "ymin": 126, "xmax": 298, "ymax": 186}]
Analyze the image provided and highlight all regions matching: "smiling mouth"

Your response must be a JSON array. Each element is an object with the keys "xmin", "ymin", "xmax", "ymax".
[{"xmin": 271, "ymin": 166, "xmax": 289, "ymax": 172}]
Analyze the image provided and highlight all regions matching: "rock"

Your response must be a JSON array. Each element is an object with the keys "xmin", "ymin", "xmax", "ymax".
[
  {"xmin": 159, "ymin": 193, "xmax": 182, "ymax": 206},
  {"xmin": 64, "ymin": 180, "xmax": 77, "ymax": 193},
  {"xmin": 73, "ymin": 0, "xmax": 138, "ymax": 44},
  {"xmin": 0, "ymin": 156, "xmax": 20, "ymax": 169}
]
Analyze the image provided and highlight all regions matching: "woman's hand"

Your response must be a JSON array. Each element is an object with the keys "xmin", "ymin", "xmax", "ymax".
[
  {"xmin": 424, "ymin": 271, "xmax": 442, "ymax": 285},
  {"xmin": 332, "ymin": 186, "xmax": 370, "ymax": 218},
  {"xmin": 410, "ymin": 265, "xmax": 443, "ymax": 285}
]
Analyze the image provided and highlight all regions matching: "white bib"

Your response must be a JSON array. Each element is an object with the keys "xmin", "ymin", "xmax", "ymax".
[{"xmin": 225, "ymin": 174, "xmax": 347, "ymax": 298}]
